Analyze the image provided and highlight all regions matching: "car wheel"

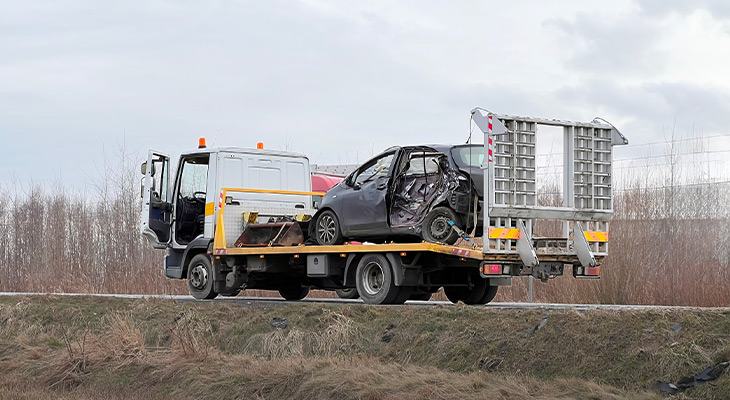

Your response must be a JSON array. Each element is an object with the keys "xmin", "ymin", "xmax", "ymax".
[
  {"xmin": 315, "ymin": 210, "xmax": 343, "ymax": 245},
  {"xmin": 421, "ymin": 207, "xmax": 461, "ymax": 245},
  {"xmin": 335, "ymin": 288, "xmax": 360, "ymax": 299},
  {"xmin": 355, "ymin": 254, "xmax": 400, "ymax": 304},
  {"xmin": 187, "ymin": 254, "xmax": 218, "ymax": 300}
]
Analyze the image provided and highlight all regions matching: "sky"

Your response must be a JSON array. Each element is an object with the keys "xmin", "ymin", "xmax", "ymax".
[{"xmin": 2, "ymin": 0, "xmax": 730, "ymax": 190}]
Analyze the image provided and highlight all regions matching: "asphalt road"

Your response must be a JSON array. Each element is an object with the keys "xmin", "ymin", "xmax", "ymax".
[{"xmin": 0, "ymin": 292, "xmax": 725, "ymax": 311}]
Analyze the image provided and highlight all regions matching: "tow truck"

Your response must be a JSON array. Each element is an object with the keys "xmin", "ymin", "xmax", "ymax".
[{"xmin": 140, "ymin": 108, "xmax": 627, "ymax": 304}]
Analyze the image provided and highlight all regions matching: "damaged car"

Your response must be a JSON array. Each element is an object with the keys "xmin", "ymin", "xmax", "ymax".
[{"xmin": 312, "ymin": 144, "xmax": 484, "ymax": 245}]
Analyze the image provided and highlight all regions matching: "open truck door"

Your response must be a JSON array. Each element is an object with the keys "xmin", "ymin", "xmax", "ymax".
[{"xmin": 140, "ymin": 150, "xmax": 171, "ymax": 249}]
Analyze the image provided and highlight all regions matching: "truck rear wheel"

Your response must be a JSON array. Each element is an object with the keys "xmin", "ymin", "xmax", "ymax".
[
  {"xmin": 478, "ymin": 285, "xmax": 498, "ymax": 304},
  {"xmin": 356, "ymin": 254, "xmax": 400, "ymax": 304},
  {"xmin": 444, "ymin": 286, "xmax": 466, "ymax": 304},
  {"xmin": 279, "ymin": 285, "xmax": 310, "ymax": 301},
  {"xmin": 187, "ymin": 254, "xmax": 218, "ymax": 300},
  {"xmin": 335, "ymin": 288, "xmax": 360, "ymax": 299}
]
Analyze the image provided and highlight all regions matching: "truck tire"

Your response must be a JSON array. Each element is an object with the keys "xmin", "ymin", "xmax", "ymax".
[
  {"xmin": 444, "ymin": 286, "xmax": 466, "ymax": 304},
  {"xmin": 421, "ymin": 207, "xmax": 461, "ymax": 245},
  {"xmin": 187, "ymin": 254, "xmax": 218, "ymax": 300},
  {"xmin": 391, "ymin": 286, "xmax": 414, "ymax": 304},
  {"xmin": 315, "ymin": 210, "xmax": 343, "ymax": 245},
  {"xmin": 478, "ymin": 285, "xmax": 499, "ymax": 304},
  {"xmin": 356, "ymin": 254, "xmax": 400, "ymax": 304},
  {"xmin": 462, "ymin": 277, "xmax": 488, "ymax": 305},
  {"xmin": 279, "ymin": 285, "xmax": 310, "ymax": 301},
  {"xmin": 335, "ymin": 288, "xmax": 360, "ymax": 299}
]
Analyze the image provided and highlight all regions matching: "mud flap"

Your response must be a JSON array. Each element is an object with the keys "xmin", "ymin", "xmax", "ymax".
[
  {"xmin": 516, "ymin": 221, "xmax": 538, "ymax": 268},
  {"xmin": 573, "ymin": 222, "xmax": 597, "ymax": 267}
]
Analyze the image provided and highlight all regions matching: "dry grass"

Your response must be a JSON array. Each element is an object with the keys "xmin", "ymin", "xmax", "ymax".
[{"xmin": 0, "ymin": 296, "xmax": 727, "ymax": 399}]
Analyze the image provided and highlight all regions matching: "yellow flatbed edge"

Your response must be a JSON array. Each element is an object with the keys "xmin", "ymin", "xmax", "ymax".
[{"xmin": 215, "ymin": 242, "xmax": 489, "ymax": 260}]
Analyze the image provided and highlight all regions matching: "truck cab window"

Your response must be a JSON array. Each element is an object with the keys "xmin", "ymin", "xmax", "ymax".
[{"xmin": 175, "ymin": 156, "xmax": 209, "ymax": 244}]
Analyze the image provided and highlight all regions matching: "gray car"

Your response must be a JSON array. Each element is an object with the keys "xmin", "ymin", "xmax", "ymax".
[{"xmin": 311, "ymin": 144, "xmax": 484, "ymax": 246}]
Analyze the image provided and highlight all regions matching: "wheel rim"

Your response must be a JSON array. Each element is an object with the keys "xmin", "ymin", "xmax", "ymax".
[
  {"xmin": 189, "ymin": 264, "xmax": 208, "ymax": 289},
  {"xmin": 428, "ymin": 214, "xmax": 452, "ymax": 240},
  {"xmin": 362, "ymin": 262, "xmax": 385, "ymax": 296},
  {"xmin": 318, "ymin": 214, "xmax": 336, "ymax": 243}
]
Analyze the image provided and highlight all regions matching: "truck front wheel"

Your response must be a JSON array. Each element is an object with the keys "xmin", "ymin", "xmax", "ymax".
[{"xmin": 187, "ymin": 254, "xmax": 218, "ymax": 300}]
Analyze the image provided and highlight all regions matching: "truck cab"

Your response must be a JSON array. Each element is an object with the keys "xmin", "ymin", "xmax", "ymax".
[{"xmin": 140, "ymin": 141, "xmax": 316, "ymax": 295}]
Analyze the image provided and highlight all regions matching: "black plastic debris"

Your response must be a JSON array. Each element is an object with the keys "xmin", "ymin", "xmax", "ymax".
[
  {"xmin": 381, "ymin": 323, "xmax": 396, "ymax": 343},
  {"xmin": 657, "ymin": 381, "xmax": 678, "ymax": 395},
  {"xmin": 657, "ymin": 361, "xmax": 729, "ymax": 394},
  {"xmin": 270, "ymin": 317, "xmax": 288, "ymax": 329},
  {"xmin": 644, "ymin": 327, "xmax": 654, "ymax": 334},
  {"xmin": 524, "ymin": 314, "xmax": 549, "ymax": 337},
  {"xmin": 670, "ymin": 323, "xmax": 682, "ymax": 334}
]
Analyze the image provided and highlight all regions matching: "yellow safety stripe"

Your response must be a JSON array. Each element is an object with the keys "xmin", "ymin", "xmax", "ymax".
[
  {"xmin": 488, "ymin": 228, "xmax": 520, "ymax": 240},
  {"xmin": 221, "ymin": 187, "xmax": 326, "ymax": 197},
  {"xmin": 583, "ymin": 231, "xmax": 608, "ymax": 242},
  {"xmin": 204, "ymin": 202, "xmax": 215, "ymax": 216}
]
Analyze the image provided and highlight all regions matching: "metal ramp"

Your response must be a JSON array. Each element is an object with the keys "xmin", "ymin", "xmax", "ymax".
[{"xmin": 471, "ymin": 108, "xmax": 627, "ymax": 268}]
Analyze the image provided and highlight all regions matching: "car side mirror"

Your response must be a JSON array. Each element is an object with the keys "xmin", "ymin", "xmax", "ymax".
[{"xmin": 352, "ymin": 182, "xmax": 361, "ymax": 190}]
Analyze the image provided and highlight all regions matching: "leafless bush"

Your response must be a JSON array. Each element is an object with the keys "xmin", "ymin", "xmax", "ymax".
[{"xmin": 2, "ymin": 139, "xmax": 729, "ymax": 306}]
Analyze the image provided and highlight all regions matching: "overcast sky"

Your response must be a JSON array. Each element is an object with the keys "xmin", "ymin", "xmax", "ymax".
[{"xmin": 2, "ymin": 0, "xmax": 730, "ymax": 190}]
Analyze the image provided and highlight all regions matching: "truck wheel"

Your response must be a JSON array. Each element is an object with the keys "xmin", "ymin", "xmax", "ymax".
[
  {"xmin": 462, "ymin": 277, "xmax": 488, "ymax": 305},
  {"xmin": 220, "ymin": 290, "xmax": 241, "ymax": 297},
  {"xmin": 315, "ymin": 210, "xmax": 343, "ymax": 245},
  {"xmin": 279, "ymin": 285, "xmax": 310, "ymax": 301},
  {"xmin": 391, "ymin": 286, "xmax": 414, "ymax": 304},
  {"xmin": 444, "ymin": 286, "xmax": 466, "ymax": 304},
  {"xmin": 421, "ymin": 207, "xmax": 461, "ymax": 245},
  {"xmin": 478, "ymin": 285, "xmax": 499, "ymax": 304},
  {"xmin": 187, "ymin": 254, "xmax": 218, "ymax": 300},
  {"xmin": 356, "ymin": 254, "xmax": 399, "ymax": 304},
  {"xmin": 335, "ymin": 288, "xmax": 360, "ymax": 299}
]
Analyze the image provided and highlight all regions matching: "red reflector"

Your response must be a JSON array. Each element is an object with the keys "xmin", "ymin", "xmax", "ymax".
[{"xmin": 586, "ymin": 267, "xmax": 600, "ymax": 276}]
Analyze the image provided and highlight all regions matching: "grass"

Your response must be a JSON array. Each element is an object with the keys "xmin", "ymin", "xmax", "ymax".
[{"xmin": 0, "ymin": 296, "xmax": 728, "ymax": 399}]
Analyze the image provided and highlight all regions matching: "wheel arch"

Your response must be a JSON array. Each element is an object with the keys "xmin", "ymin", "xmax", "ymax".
[{"xmin": 181, "ymin": 237, "xmax": 213, "ymax": 278}]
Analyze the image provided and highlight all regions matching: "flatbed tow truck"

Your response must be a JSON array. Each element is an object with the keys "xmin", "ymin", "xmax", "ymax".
[{"xmin": 140, "ymin": 108, "xmax": 627, "ymax": 304}]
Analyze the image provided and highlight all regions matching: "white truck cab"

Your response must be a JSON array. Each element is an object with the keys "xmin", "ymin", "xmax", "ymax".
[{"xmin": 140, "ymin": 140, "xmax": 316, "ymax": 285}]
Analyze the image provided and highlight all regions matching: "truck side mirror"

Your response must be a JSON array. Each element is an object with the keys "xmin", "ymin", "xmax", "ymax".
[{"xmin": 140, "ymin": 162, "xmax": 147, "ymax": 175}]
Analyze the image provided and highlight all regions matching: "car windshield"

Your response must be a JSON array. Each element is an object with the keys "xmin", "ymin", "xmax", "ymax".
[{"xmin": 451, "ymin": 146, "xmax": 484, "ymax": 168}]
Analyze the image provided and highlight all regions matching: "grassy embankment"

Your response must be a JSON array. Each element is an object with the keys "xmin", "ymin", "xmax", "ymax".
[{"xmin": 0, "ymin": 296, "xmax": 728, "ymax": 399}]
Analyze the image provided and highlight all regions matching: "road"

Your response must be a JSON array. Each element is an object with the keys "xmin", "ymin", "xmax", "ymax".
[{"xmin": 0, "ymin": 292, "xmax": 725, "ymax": 311}]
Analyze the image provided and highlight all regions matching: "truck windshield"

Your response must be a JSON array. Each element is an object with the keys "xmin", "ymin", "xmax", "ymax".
[{"xmin": 179, "ymin": 159, "xmax": 209, "ymax": 197}]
